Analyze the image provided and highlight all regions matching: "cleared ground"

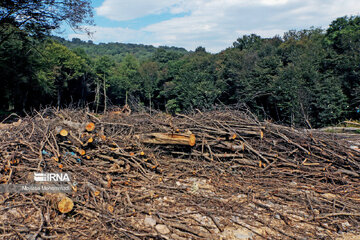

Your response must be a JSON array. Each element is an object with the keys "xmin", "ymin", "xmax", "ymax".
[{"xmin": 0, "ymin": 109, "xmax": 359, "ymax": 239}]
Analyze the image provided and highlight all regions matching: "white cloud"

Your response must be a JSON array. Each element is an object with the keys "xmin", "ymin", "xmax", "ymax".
[
  {"xmin": 75, "ymin": 0, "xmax": 360, "ymax": 52},
  {"xmin": 260, "ymin": 0, "xmax": 290, "ymax": 6},
  {"xmin": 96, "ymin": 0, "xmax": 180, "ymax": 21}
]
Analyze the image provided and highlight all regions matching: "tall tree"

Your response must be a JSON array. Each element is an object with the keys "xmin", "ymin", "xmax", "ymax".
[
  {"xmin": 139, "ymin": 61, "xmax": 159, "ymax": 113},
  {"xmin": 233, "ymin": 34, "xmax": 262, "ymax": 51},
  {"xmin": 94, "ymin": 56, "xmax": 114, "ymax": 112},
  {"xmin": 36, "ymin": 41, "xmax": 86, "ymax": 106},
  {"xmin": 324, "ymin": 16, "xmax": 360, "ymax": 117},
  {"xmin": 161, "ymin": 51, "xmax": 225, "ymax": 113},
  {"xmin": 109, "ymin": 54, "xmax": 140, "ymax": 105}
]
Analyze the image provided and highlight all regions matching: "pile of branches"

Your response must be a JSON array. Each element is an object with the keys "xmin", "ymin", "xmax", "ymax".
[{"xmin": 0, "ymin": 108, "xmax": 359, "ymax": 240}]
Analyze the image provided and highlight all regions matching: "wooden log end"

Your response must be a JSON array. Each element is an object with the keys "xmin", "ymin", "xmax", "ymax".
[
  {"xmin": 85, "ymin": 122, "xmax": 95, "ymax": 132},
  {"xmin": 59, "ymin": 129, "xmax": 68, "ymax": 137},
  {"xmin": 78, "ymin": 149, "xmax": 86, "ymax": 156},
  {"xmin": 58, "ymin": 196, "xmax": 74, "ymax": 213},
  {"xmin": 46, "ymin": 193, "xmax": 74, "ymax": 214},
  {"xmin": 189, "ymin": 134, "xmax": 196, "ymax": 147}
]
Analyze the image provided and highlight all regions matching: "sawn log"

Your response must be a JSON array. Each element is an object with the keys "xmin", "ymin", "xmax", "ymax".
[{"xmin": 135, "ymin": 133, "xmax": 196, "ymax": 146}]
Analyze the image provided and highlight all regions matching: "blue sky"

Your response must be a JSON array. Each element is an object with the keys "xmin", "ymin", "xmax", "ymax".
[{"xmin": 62, "ymin": 0, "xmax": 360, "ymax": 52}]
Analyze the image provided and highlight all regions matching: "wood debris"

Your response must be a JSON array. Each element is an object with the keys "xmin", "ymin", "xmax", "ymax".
[{"xmin": 0, "ymin": 108, "xmax": 359, "ymax": 239}]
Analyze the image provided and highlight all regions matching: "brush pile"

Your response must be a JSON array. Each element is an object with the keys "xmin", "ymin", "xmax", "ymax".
[{"xmin": 0, "ymin": 108, "xmax": 359, "ymax": 240}]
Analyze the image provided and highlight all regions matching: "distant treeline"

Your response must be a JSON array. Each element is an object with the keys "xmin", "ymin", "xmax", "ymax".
[
  {"xmin": 1, "ymin": 15, "xmax": 360, "ymax": 127},
  {"xmin": 54, "ymin": 36, "xmax": 188, "ymax": 61}
]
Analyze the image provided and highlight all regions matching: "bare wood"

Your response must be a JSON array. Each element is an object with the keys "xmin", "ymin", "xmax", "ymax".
[
  {"xmin": 172, "ymin": 151, "xmax": 244, "ymax": 158},
  {"xmin": 45, "ymin": 193, "xmax": 74, "ymax": 213},
  {"xmin": 135, "ymin": 133, "xmax": 196, "ymax": 146}
]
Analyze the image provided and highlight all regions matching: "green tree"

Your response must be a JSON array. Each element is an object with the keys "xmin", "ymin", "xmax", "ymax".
[
  {"xmin": 250, "ymin": 54, "xmax": 282, "ymax": 118},
  {"xmin": 153, "ymin": 48, "xmax": 185, "ymax": 64},
  {"xmin": 276, "ymin": 28, "xmax": 326, "ymax": 126},
  {"xmin": 0, "ymin": 0, "xmax": 93, "ymax": 45},
  {"xmin": 311, "ymin": 76, "xmax": 347, "ymax": 126},
  {"xmin": 139, "ymin": 61, "xmax": 160, "ymax": 113},
  {"xmin": 325, "ymin": 16, "xmax": 360, "ymax": 53},
  {"xmin": 216, "ymin": 47, "xmax": 257, "ymax": 106},
  {"xmin": 109, "ymin": 54, "xmax": 140, "ymax": 105},
  {"xmin": 233, "ymin": 34, "xmax": 262, "ymax": 50},
  {"xmin": 72, "ymin": 47, "xmax": 96, "ymax": 106},
  {"xmin": 324, "ymin": 16, "xmax": 360, "ymax": 117},
  {"xmin": 161, "ymin": 51, "xmax": 225, "ymax": 113},
  {"xmin": 0, "ymin": 27, "xmax": 39, "ymax": 111},
  {"xmin": 36, "ymin": 41, "xmax": 86, "ymax": 106},
  {"xmin": 94, "ymin": 56, "xmax": 114, "ymax": 111}
]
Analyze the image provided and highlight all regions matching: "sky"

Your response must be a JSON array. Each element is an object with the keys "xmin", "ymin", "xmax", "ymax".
[{"xmin": 64, "ymin": 0, "xmax": 360, "ymax": 52}]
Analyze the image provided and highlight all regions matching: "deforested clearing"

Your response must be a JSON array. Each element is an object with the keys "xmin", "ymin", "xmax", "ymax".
[{"xmin": 0, "ymin": 108, "xmax": 359, "ymax": 240}]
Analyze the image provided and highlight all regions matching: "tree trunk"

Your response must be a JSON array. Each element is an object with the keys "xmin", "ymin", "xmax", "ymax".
[
  {"xmin": 103, "ymin": 74, "xmax": 107, "ymax": 112},
  {"xmin": 95, "ymin": 82, "xmax": 100, "ymax": 113},
  {"xmin": 81, "ymin": 74, "xmax": 86, "ymax": 106},
  {"xmin": 125, "ymin": 91, "xmax": 128, "ymax": 106},
  {"xmin": 57, "ymin": 89, "xmax": 61, "ymax": 107},
  {"xmin": 149, "ymin": 94, "xmax": 152, "ymax": 115}
]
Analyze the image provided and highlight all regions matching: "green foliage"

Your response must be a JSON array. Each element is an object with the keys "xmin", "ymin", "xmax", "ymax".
[
  {"xmin": 152, "ymin": 47, "xmax": 186, "ymax": 64},
  {"xmin": 95, "ymin": 55, "xmax": 114, "ymax": 77},
  {"xmin": 311, "ymin": 76, "xmax": 347, "ymax": 126},
  {"xmin": 325, "ymin": 16, "xmax": 360, "ymax": 53},
  {"xmin": 233, "ymin": 34, "xmax": 262, "ymax": 50},
  {"xmin": 0, "ymin": 24, "xmax": 44, "ymax": 110},
  {"xmin": 324, "ymin": 16, "xmax": 360, "ymax": 118},
  {"xmin": 55, "ymin": 37, "xmax": 188, "ymax": 63},
  {"xmin": 0, "ymin": 0, "xmax": 93, "ymax": 45},
  {"xmin": 161, "ymin": 51, "xmax": 225, "ymax": 113},
  {"xmin": 139, "ymin": 61, "xmax": 160, "ymax": 108},
  {"xmin": 109, "ymin": 54, "xmax": 141, "ymax": 104},
  {"xmin": 1, "ymin": 10, "xmax": 360, "ymax": 127},
  {"xmin": 36, "ymin": 41, "xmax": 87, "ymax": 105}
]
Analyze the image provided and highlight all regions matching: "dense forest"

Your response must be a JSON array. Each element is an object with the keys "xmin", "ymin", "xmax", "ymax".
[
  {"xmin": 54, "ymin": 36, "xmax": 188, "ymax": 62},
  {"xmin": 1, "ymin": 1, "xmax": 360, "ymax": 127}
]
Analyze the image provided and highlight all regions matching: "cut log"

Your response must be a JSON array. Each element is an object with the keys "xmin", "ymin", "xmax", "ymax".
[
  {"xmin": 85, "ymin": 122, "xmax": 95, "ymax": 132},
  {"xmin": 59, "ymin": 129, "xmax": 68, "ymax": 137},
  {"xmin": 45, "ymin": 193, "xmax": 74, "ymax": 213},
  {"xmin": 135, "ymin": 133, "xmax": 196, "ymax": 146}
]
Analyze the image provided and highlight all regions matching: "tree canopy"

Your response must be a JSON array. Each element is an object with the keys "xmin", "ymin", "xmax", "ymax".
[
  {"xmin": 1, "ymin": 12, "xmax": 360, "ymax": 128},
  {"xmin": 0, "ymin": 0, "xmax": 93, "ymax": 45}
]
